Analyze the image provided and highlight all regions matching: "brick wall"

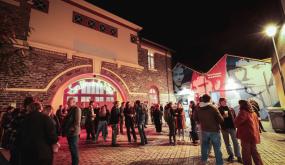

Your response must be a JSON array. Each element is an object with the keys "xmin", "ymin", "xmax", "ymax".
[
  {"xmin": 0, "ymin": 45, "xmax": 174, "ymax": 109},
  {"xmin": 0, "ymin": 47, "xmax": 92, "ymax": 89},
  {"xmin": 0, "ymin": 47, "xmax": 93, "ymax": 108}
]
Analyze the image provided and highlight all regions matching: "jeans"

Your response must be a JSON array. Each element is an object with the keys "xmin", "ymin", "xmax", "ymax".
[
  {"xmin": 95, "ymin": 120, "xmax": 108, "ymax": 142},
  {"xmin": 126, "ymin": 124, "xmax": 137, "ymax": 142},
  {"xmin": 138, "ymin": 124, "xmax": 147, "ymax": 144},
  {"xmin": 221, "ymin": 128, "xmax": 241, "ymax": 157},
  {"xmin": 67, "ymin": 135, "xmax": 79, "ymax": 165},
  {"xmin": 241, "ymin": 141, "xmax": 263, "ymax": 165},
  {"xmin": 201, "ymin": 131, "xmax": 223, "ymax": 165},
  {"xmin": 112, "ymin": 124, "xmax": 118, "ymax": 145}
]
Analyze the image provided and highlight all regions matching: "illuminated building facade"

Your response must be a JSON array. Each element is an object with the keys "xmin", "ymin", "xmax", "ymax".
[{"xmin": 0, "ymin": 0, "xmax": 175, "ymax": 109}]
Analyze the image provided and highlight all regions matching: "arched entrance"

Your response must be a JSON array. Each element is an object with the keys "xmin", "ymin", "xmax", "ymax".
[
  {"xmin": 63, "ymin": 78, "xmax": 119, "ymax": 108},
  {"xmin": 51, "ymin": 73, "xmax": 126, "ymax": 110}
]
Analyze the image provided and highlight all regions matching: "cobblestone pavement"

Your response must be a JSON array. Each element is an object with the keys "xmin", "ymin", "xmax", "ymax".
[{"xmin": 53, "ymin": 123, "xmax": 285, "ymax": 165}]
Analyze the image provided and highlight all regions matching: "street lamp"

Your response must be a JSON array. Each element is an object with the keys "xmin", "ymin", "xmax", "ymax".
[{"xmin": 265, "ymin": 24, "xmax": 285, "ymax": 94}]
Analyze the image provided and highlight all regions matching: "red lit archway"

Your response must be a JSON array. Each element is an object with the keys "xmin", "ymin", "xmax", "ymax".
[
  {"xmin": 63, "ymin": 78, "xmax": 118, "ymax": 108},
  {"xmin": 51, "ymin": 73, "xmax": 127, "ymax": 110}
]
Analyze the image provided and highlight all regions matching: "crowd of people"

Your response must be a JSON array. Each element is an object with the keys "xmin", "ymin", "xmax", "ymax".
[{"xmin": 0, "ymin": 94, "xmax": 265, "ymax": 165}]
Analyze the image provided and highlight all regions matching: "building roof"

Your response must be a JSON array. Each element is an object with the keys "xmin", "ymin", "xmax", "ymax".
[{"xmin": 141, "ymin": 38, "xmax": 175, "ymax": 53}]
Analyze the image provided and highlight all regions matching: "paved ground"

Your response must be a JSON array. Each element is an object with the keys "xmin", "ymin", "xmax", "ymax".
[{"xmin": 52, "ymin": 122, "xmax": 285, "ymax": 165}]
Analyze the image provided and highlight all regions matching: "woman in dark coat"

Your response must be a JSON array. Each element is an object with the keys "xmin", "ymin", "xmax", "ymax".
[
  {"xmin": 17, "ymin": 102, "xmax": 58, "ymax": 165},
  {"xmin": 123, "ymin": 102, "xmax": 137, "ymax": 143},
  {"xmin": 153, "ymin": 104, "xmax": 162, "ymax": 133},
  {"xmin": 176, "ymin": 102, "xmax": 186, "ymax": 141}
]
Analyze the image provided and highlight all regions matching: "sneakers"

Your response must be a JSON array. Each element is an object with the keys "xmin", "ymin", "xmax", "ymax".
[{"xmin": 227, "ymin": 155, "xmax": 234, "ymax": 163}]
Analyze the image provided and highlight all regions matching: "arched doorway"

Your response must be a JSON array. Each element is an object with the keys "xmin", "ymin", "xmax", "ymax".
[
  {"xmin": 63, "ymin": 78, "xmax": 119, "ymax": 109},
  {"xmin": 51, "ymin": 73, "xmax": 126, "ymax": 110},
  {"xmin": 149, "ymin": 87, "xmax": 159, "ymax": 105}
]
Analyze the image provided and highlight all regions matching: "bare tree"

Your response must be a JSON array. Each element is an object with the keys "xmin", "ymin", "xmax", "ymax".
[{"xmin": 0, "ymin": 0, "xmax": 31, "ymax": 75}]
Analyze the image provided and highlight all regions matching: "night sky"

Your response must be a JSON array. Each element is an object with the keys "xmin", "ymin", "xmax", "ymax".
[{"xmin": 87, "ymin": 0, "xmax": 284, "ymax": 72}]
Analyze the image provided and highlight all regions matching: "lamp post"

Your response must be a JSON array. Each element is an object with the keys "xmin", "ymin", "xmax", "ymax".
[{"xmin": 265, "ymin": 25, "xmax": 285, "ymax": 94}]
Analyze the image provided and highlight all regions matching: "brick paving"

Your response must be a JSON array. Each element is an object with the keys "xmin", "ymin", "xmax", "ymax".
[{"xmin": 53, "ymin": 123, "xmax": 285, "ymax": 165}]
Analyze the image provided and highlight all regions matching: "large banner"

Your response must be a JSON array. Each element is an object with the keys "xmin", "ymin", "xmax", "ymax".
[
  {"xmin": 173, "ymin": 55, "xmax": 280, "ymax": 119},
  {"xmin": 226, "ymin": 56, "xmax": 279, "ymax": 119}
]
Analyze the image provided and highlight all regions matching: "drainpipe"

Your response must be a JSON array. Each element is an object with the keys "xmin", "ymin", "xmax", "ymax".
[
  {"xmin": 203, "ymin": 73, "xmax": 207, "ymax": 94},
  {"xmin": 165, "ymin": 51, "xmax": 170, "ymax": 102}
]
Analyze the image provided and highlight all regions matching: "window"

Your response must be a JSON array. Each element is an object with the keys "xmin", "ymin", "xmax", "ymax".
[
  {"xmin": 87, "ymin": 20, "xmax": 96, "ymax": 28},
  {"xmin": 130, "ymin": 34, "xmax": 138, "ymax": 44},
  {"xmin": 81, "ymin": 97, "xmax": 91, "ymax": 103},
  {"xmin": 106, "ymin": 97, "xmax": 114, "ymax": 102},
  {"xmin": 72, "ymin": 12, "xmax": 118, "ymax": 37},
  {"xmin": 149, "ymin": 88, "xmax": 159, "ymax": 104},
  {"xmin": 73, "ymin": 13, "xmax": 83, "ymax": 24},
  {"xmin": 32, "ymin": 0, "xmax": 49, "ymax": 13},
  {"xmin": 148, "ymin": 52, "xmax": 155, "ymax": 69},
  {"xmin": 95, "ymin": 97, "xmax": 104, "ymax": 102}
]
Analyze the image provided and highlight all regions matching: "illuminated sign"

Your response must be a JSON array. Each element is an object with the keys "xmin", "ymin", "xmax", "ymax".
[{"xmin": 67, "ymin": 79, "xmax": 115, "ymax": 94}]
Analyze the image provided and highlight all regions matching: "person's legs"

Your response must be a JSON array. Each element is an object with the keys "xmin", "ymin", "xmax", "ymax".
[
  {"xmin": 142, "ymin": 124, "xmax": 147, "ymax": 144},
  {"xmin": 102, "ymin": 121, "xmax": 108, "ymax": 141},
  {"xmin": 130, "ymin": 124, "xmax": 137, "ymax": 142},
  {"xmin": 94, "ymin": 120, "xmax": 98, "ymax": 134},
  {"xmin": 208, "ymin": 141, "xmax": 213, "ymax": 155},
  {"xmin": 168, "ymin": 122, "xmax": 173, "ymax": 144},
  {"xmin": 95, "ymin": 121, "xmax": 103, "ymax": 142},
  {"xmin": 67, "ymin": 135, "xmax": 79, "ymax": 165},
  {"xmin": 181, "ymin": 128, "xmax": 184, "ymax": 141},
  {"xmin": 178, "ymin": 129, "xmax": 181, "ymax": 140},
  {"xmin": 126, "ymin": 125, "xmax": 131, "ymax": 142},
  {"xmin": 251, "ymin": 143, "xmax": 263, "ymax": 165},
  {"xmin": 241, "ymin": 141, "xmax": 253, "ymax": 165},
  {"xmin": 201, "ymin": 131, "xmax": 210, "ymax": 163},
  {"xmin": 138, "ymin": 124, "xmax": 145, "ymax": 145},
  {"xmin": 228, "ymin": 129, "xmax": 241, "ymax": 158},
  {"xmin": 120, "ymin": 120, "xmax": 124, "ymax": 134},
  {"xmin": 210, "ymin": 132, "xmax": 223, "ymax": 165},
  {"xmin": 86, "ymin": 123, "xmax": 91, "ymax": 140},
  {"xmin": 221, "ymin": 129, "xmax": 234, "ymax": 159},
  {"xmin": 112, "ymin": 124, "xmax": 118, "ymax": 145},
  {"xmin": 90, "ymin": 122, "xmax": 95, "ymax": 139},
  {"xmin": 259, "ymin": 121, "xmax": 266, "ymax": 132}
]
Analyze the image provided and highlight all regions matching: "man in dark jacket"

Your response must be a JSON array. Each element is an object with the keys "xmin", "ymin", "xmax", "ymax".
[
  {"xmin": 10, "ymin": 97, "xmax": 34, "ymax": 165},
  {"xmin": 218, "ymin": 98, "xmax": 242, "ymax": 163},
  {"xmin": 64, "ymin": 97, "xmax": 81, "ymax": 165},
  {"xmin": 109, "ymin": 101, "xmax": 120, "ymax": 146},
  {"xmin": 85, "ymin": 101, "xmax": 96, "ymax": 141},
  {"xmin": 124, "ymin": 102, "xmax": 137, "ymax": 143},
  {"xmin": 17, "ymin": 102, "xmax": 58, "ymax": 165},
  {"xmin": 135, "ymin": 100, "xmax": 147, "ymax": 145},
  {"xmin": 195, "ymin": 94, "xmax": 224, "ymax": 165},
  {"xmin": 119, "ymin": 102, "xmax": 125, "ymax": 134}
]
